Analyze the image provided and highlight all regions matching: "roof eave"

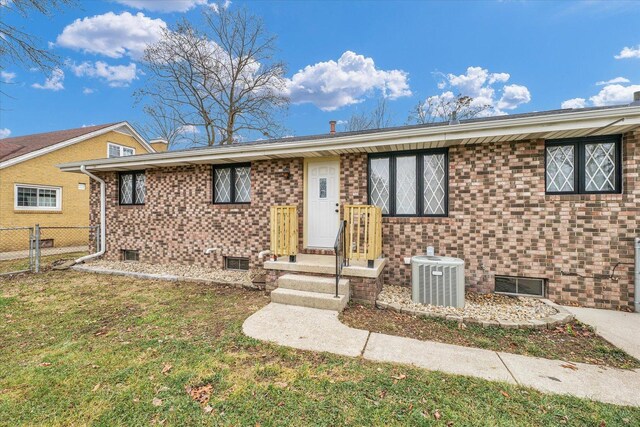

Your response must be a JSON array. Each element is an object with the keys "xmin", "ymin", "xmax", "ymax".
[{"xmin": 57, "ymin": 106, "xmax": 640, "ymax": 173}]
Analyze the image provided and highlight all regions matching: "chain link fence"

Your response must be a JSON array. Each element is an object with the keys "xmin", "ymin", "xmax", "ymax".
[{"xmin": 0, "ymin": 225, "xmax": 99, "ymax": 275}]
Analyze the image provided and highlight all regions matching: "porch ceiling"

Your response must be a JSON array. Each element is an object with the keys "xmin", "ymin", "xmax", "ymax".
[{"xmin": 57, "ymin": 106, "xmax": 640, "ymax": 173}]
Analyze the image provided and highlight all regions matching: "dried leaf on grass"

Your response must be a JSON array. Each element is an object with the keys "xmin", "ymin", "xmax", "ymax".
[
  {"xmin": 186, "ymin": 384, "xmax": 213, "ymax": 405},
  {"xmin": 161, "ymin": 364, "xmax": 172, "ymax": 374}
]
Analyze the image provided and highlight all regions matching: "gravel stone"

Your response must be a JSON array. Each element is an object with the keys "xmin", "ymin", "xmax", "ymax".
[
  {"xmin": 377, "ymin": 285, "xmax": 557, "ymax": 323},
  {"xmin": 86, "ymin": 260, "xmax": 257, "ymax": 286}
]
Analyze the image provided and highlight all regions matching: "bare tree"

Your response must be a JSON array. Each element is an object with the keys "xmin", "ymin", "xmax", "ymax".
[
  {"xmin": 134, "ymin": 105, "xmax": 201, "ymax": 149},
  {"xmin": 343, "ymin": 98, "xmax": 393, "ymax": 132},
  {"xmin": 0, "ymin": 0, "xmax": 74, "ymax": 71},
  {"xmin": 408, "ymin": 94, "xmax": 491, "ymax": 124},
  {"xmin": 137, "ymin": 7, "xmax": 289, "ymax": 146}
]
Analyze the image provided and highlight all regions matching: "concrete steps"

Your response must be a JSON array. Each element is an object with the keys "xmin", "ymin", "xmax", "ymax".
[{"xmin": 271, "ymin": 273, "xmax": 350, "ymax": 312}]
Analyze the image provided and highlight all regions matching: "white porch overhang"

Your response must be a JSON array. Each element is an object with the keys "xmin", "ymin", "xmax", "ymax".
[{"xmin": 57, "ymin": 106, "xmax": 640, "ymax": 173}]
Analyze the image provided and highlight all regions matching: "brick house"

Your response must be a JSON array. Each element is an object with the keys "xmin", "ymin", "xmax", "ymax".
[{"xmin": 59, "ymin": 104, "xmax": 640, "ymax": 311}]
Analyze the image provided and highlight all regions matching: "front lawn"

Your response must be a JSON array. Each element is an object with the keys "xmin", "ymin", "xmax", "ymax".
[
  {"xmin": 341, "ymin": 304, "xmax": 640, "ymax": 370},
  {"xmin": 1, "ymin": 271, "xmax": 639, "ymax": 426}
]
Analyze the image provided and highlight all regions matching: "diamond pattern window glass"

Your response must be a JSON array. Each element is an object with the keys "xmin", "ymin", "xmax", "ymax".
[
  {"xmin": 545, "ymin": 136, "xmax": 621, "ymax": 195},
  {"xmin": 546, "ymin": 145, "xmax": 575, "ymax": 192},
  {"xmin": 119, "ymin": 171, "xmax": 145, "ymax": 205},
  {"xmin": 585, "ymin": 143, "xmax": 615, "ymax": 192},
  {"xmin": 234, "ymin": 166, "xmax": 251, "ymax": 203},
  {"xmin": 214, "ymin": 168, "xmax": 231, "ymax": 203},
  {"xmin": 423, "ymin": 154, "xmax": 446, "ymax": 215},
  {"xmin": 134, "ymin": 173, "xmax": 146, "ymax": 204},
  {"xmin": 15, "ymin": 185, "xmax": 61, "ymax": 210},
  {"xmin": 395, "ymin": 156, "xmax": 417, "ymax": 215},
  {"xmin": 213, "ymin": 164, "xmax": 251, "ymax": 203},
  {"xmin": 369, "ymin": 158, "xmax": 389, "ymax": 214},
  {"xmin": 369, "ymin": 150, "xmax": 448, "ymax": 217}
]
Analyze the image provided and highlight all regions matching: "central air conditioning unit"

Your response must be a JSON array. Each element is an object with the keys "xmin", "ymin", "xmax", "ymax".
[{"xmin": 411, "ymin": 255, "xmax": 465, "ymax": 308}]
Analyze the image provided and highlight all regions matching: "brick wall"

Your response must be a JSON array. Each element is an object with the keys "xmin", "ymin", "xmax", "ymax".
[
  {"xmin": 340, "ymin": 132, "xmax": 639, "ymax": 310},
  {"xmin": 91, "ymin": 159, "xmax": 303, "ymax": 269},
  {"xmin": 91, "ymin": 131, "xmax": 639, "ymax": 310}
]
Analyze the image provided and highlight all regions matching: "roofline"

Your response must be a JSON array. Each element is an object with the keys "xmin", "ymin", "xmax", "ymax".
[
  {"xmin": 58, "ymin": 106, "xmax": 640, "ymax": 172},
  {"xmin": 0, "ymin": 122, "xmax": 156, "ymax": 170}
]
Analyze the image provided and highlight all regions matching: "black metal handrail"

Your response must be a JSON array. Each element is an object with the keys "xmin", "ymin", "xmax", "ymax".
[{"xmin": 334, "ymin": 220, "xmax": 347, "ymax": 298}]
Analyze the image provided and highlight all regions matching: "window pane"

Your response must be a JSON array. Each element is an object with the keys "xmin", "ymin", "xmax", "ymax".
[
  {"xmin": 17, "ymin": 187, "xmax": 38, "ymax": 207},
  {"xmin": 517, "ymin": 278, "xmax": 544, "ymax": 296},
  {"xmin": 423, "ymin": 154, "xmax": 446, "ymax": 215},
  {"xmin": 120, "ymin": 174, "xmax": 133, "ymax": 204},
  {"xmin": 318, "ymin": 177, "xmax": 327, "ymax": 199},
  {"xmin": 134, "ymin": 173, "xmax": 145, "ymax": 204},
  {"xmin": 122, "ymin": 147, "xmax": 134, "ymax": 157},
  {"xmin": 108, "ymin": 144, "xmax": 121, "ymax": 158},
  {"xmin": 214, "ymin": 168, "xmax": 231, "ymax": 203},
  {"xmin": 234, "ymin": 166, "xmax": 251, "ymax": 202},
  {"xmin": 546, "ymin": 145, "xmax": 575, "ymax": 192},
  {"xmin": 395, "ymin": 156, "xmax": 416, "ymax": 215},
  {"xmin": 38, "ymin": 188, "xmax": 57, "ymax": 207},
  {"xmin": 369, "ymin": 158, "xmax": 390, "ymax": 214},
  {"xmin": 495, "ymin": 276, "xmax": 517, "ymax": 293},
  {"xmin": 585, "ymin": 143, "xmax": 615, "ymax": 192}
]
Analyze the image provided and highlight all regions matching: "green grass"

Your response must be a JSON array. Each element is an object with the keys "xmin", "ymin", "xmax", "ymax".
[{"xmin": 1, "ymin": 271, "xmax": 639, "ymax": 426}]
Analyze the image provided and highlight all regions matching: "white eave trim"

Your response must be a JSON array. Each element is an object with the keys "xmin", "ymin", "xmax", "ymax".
[
  {"xmin": 0, "ymin": 122, "xmax": 155, "ymax": 170},
  {"xmin": 57, "ymin": 106, "xmax": 640, "ymax": 172}
]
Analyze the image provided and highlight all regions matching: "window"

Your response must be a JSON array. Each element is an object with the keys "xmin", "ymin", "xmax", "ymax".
[
  {"xmin": 225, "ymin": 257, "xmax": 249, "ymax": 271},
  {"xmin": 213, "ymin": 164, "xmax": 251, "ymax": 204},
  {"xmin": 545, "ymin": 135, "xmax": 621, "ymax": 194},
  {"xmin": 119, "ymin": 171, "xmax": 145, "ymax": 205},
  {"xmin": 108, "ymin": 143, "xmax": 135, "ymax": 158},
  {"xmin": 122, "ymin": 250, "xmax": 139, "ymax": 262},
  {"xmin": 368, "ymin": 149, "xmax": 448, "ymax": 217},
  {"xmin": 14, "ymin": 184, "xmax": 62, "ymax": 211},
  {"xmin": 495, "ymin": 276, "xmax": 545, "ymax": 297}
]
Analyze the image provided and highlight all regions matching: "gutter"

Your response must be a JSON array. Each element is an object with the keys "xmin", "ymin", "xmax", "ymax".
[{"xmin": 75, "ymin": 165, "xmax": 106, "ymax": 264}]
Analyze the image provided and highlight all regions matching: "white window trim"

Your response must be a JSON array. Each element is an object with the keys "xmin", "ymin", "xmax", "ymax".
[
  {"xmin": 107, "ymin": 142, "xmax": 136, "ymax": 158},
  {"xmin": 14, "ymin": 184, "xmax": 62, "ymax": 211}
]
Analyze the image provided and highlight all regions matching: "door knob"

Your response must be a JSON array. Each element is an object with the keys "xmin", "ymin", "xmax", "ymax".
[{"xmin": 335, "ymin": 209, "xmax": 339, "ymax": 213}]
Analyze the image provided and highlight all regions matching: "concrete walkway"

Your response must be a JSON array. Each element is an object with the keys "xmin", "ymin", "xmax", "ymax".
[
  {"xmin": 243, "ymin": 303, "xmax": 640, "ymax": 407},
  {"xmin": 566, "ymin": 306, "xmax": 640, "ymax": 360}
]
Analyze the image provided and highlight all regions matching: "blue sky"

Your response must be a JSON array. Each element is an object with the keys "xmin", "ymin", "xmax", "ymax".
[{"xmin": 1, "ymin": 0, "xmax": 639, "ymax": 144}]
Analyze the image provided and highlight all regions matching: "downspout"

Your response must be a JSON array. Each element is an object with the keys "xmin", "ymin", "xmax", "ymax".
[
  {"xmin": 76, "ymin": 165, "xmax": 106, "ymax": 264},
  {"xmin": 635, "ymin": 237, "xmax": 640, "ymax": 313}
]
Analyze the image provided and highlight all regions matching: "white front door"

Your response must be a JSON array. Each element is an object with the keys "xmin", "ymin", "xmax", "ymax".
[{"xmin": 307, "ymin": 160, "xmax": 340, "ymax": 248}]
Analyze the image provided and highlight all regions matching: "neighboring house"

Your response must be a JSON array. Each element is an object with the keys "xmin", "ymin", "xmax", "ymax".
[
  {"xmin": 0, "ymin": 122, "xmax": 164, "ymax": 251},
  {"xmin": 59, "ymin": 102, "xmax": 640, "ymax": 311}
]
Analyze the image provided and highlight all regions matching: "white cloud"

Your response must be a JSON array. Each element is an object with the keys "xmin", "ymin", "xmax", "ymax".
[
  {"xmin": 285, "ymin": 51, "xmax": 411, "ymax": 111},
  {"xmin": 178, "ymin": 124, "xmax": 200, "ymax": 134},
  {"xmin": 32, "ymin": 68, "xmax": 64, "ymax": 91},
  {"xmin": 55, "ymin": 12, "xmax": 166, "ymax": 59},
  {"xmin": 561, "ymin": 98, "xmax": 587, "ymax": 109},
  {"xmin": 596, "ymin": 77, "xmax": 630, "ymax": 86},
  {"xmin": 430, "ymin": 66, "xmax": 531, "ymax": 116},
  {"xmin": 614, "ymin": 45, "xmax": 640, "ymax": 59},
  {"xmin": 83, "ymin": 87, "xmax": 95, "ymax": 94},
  {"xmin": 70, "ymin": 61, "xmax": 138, "ymax": 87},
  {"xmin": 589, "ymin": 84, "xmax": 640, "ymax": 106},
  {"xmin": 561, "ymin": 80, "xmax": 640, "ymax": 108},
  {"xmin": 0, "ymin": 128, "xmax": 11, "ymax": 139},
  {"xmin": 497, "ymin": 84, "xmax": 531, "ymax": 110},
  {"xmin": 1, "ymin": 71, "xmax": 16, "ymax": 83}
]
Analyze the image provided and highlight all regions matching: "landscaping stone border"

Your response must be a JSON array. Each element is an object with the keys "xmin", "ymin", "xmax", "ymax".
[
  {"xmin": 375, "ymin": 298, "xmax": 575, "ymax": 330},
  {"xmin": 71, "ymin": 264, "xmax": 263, "ymax": 290}
]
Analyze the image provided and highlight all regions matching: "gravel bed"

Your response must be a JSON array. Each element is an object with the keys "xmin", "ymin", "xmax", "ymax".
[
  {"xmin": 86, "ymin": 260, "xmax": 257, "ymax": 285},
  {"xmin": 378, "ymin": 285, "xmax": 557, "ymax": 323}
]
